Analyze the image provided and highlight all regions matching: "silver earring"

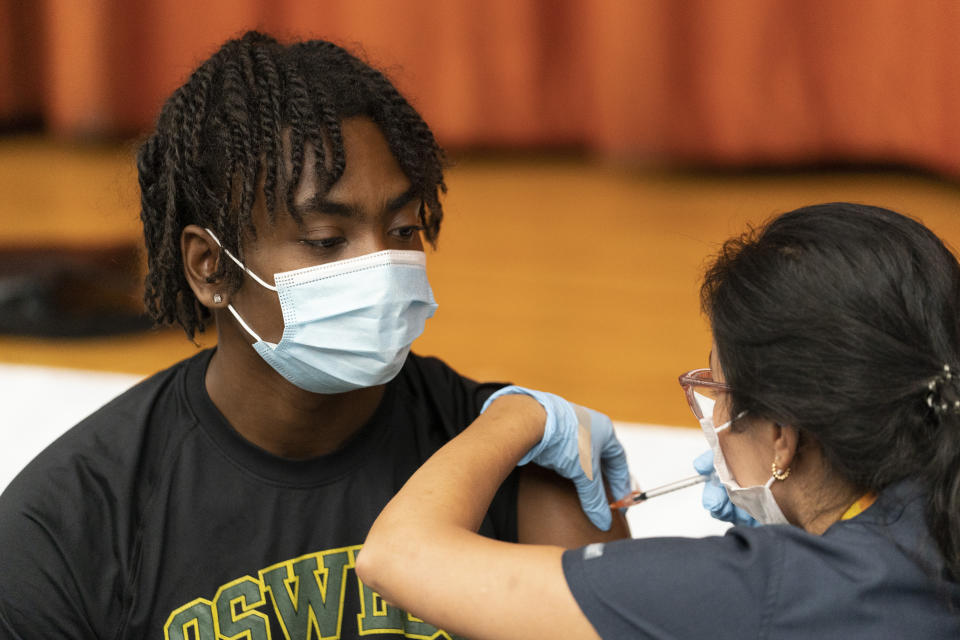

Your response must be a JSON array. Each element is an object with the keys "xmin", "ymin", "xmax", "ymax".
[{"xmin": 213, "ymin": 293, "xmax": 223, "ymax": 304}]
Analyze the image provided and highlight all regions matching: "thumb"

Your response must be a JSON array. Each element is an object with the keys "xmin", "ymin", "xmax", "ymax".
[
  {"xmin": 600, "ymin": 438, "xmax": 632, "ymax": 503},
  {"xmin": 693, "ymin": 449, "xmax": 715, "ymax": 475}
]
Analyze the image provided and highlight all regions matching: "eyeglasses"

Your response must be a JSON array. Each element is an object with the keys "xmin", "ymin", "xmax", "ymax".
[{"xmin": 678, "ymin": 368, "xmax": 733, "ymax": 421}]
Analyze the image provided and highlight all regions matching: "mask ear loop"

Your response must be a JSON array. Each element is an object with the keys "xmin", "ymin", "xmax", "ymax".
[
  {"xmin": 224, "ymin": 304, "xmax": 265, "ymax": 343},
  {"xmin": 713, "ymin": 410, "xmax": 748, "ymax": 433},
  {"xmin": 204, "ymin": 228, "xmax": 277, "ymax": 291},
  {"xmin": 204, "ymin": 228, "xmax": 272, "ymax": 343}
]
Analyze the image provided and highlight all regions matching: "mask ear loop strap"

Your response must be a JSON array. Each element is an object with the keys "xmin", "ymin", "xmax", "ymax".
[
  {"xmin": 713, "ymin": 410, "xmax": 748, "ymax": 433},
  {"xmin": 204, "ymin": 229, "xmax": 270, "ymax": 344},
  {"xmin": 225, "ymin": 304, "xmax": 264, "ymax": 343},
  {"xmin": 203, "ymin": 228, "xmax": 278, "ymax": 291}
]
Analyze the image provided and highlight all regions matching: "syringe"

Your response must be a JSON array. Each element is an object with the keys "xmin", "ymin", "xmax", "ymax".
[{"xmin": 609, "ymin": 474, "xmax": 707, "ymax": 510}]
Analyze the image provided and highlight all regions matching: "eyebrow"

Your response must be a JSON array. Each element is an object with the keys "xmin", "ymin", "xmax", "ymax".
[{"xmin": 295, "ymin": 185, "xmax": 420, "ymax": 218}]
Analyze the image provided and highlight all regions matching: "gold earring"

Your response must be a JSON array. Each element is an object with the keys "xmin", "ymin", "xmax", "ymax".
[
  {"xmin": 213, "ymin": 293, "xmax": 223, "ymax": 304},
  {"xmin": 771, "ymin": 461, "xmax": 790, "ymax": 481}
]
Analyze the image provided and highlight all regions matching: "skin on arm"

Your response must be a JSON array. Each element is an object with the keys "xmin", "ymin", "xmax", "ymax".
[
  {"xmin": 357, "ymin": 395, "xmax": 602, "ymax": 640},
  {"xmin": 517, "ymin": 464, "xmax": 630, "ymax": 545}
]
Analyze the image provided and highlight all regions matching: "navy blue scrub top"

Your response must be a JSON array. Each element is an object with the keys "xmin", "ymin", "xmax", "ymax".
[{"xmin": 562, "ymin": 481, "xmax": 960, "ymax": 639}]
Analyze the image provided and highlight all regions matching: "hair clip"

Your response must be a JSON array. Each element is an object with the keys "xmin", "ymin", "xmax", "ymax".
[{"xmin": 929, "ymin": 363, "xmax": 960, "ymax": 415}]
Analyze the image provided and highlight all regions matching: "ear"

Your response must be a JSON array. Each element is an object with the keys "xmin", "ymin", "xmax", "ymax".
[
  {"xmin": 181, "ymin": 224, "xmax": 227, "ymax": 309},
  {"xmin": 771, "ymin": 423, "xmax": 800, "ymax": 474}
]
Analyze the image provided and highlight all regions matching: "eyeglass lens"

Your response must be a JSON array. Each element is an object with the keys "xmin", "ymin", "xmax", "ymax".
[{"xmin": 684, "ymin": 370, "xmax": 726, "ymax": 421}]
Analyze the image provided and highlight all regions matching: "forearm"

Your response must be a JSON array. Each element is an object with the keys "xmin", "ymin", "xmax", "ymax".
[
  {"xmin": 358, "ymin": 393, "xmax": 602, "ymax": 640},
  {"xmin": 357, "ymin": 396, "xmax": 545, "ymax": 606}
]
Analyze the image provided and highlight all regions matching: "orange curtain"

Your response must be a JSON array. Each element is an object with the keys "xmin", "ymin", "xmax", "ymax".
[{"xmin": 4, "ymin": 0, "xmax": 960, "ymax": 175}]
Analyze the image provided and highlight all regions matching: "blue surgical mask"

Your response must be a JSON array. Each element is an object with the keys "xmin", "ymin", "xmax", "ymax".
[{"xmin": 206, "ymin": 229, "xmax": 438, "ymax": 394}]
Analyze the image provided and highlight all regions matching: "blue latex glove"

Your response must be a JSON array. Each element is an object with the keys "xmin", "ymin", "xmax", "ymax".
[
  {"xmin": 693, "ymin": 449, "xmax": 759, "ymax": 527},
  {"xmin": 481, "ymin": 385, "xmax": 632, "ymax": 531}
]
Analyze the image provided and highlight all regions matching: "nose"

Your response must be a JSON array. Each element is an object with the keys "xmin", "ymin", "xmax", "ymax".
[{"xmin": 347, "ymin": 226, "xmax": 390, "ymax": 258}]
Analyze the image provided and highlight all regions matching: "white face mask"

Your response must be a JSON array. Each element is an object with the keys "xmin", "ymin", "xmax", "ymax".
[
  {"xmin": 696, "ymin": 392, "xmax": 789, "ymax": 525},
  {"xmin": 206, "ymin": 229, "xmax": 438, "ymax": 394}
]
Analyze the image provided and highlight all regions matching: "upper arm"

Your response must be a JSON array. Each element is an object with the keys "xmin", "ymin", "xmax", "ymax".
[
  {"xmin": 0, "ymin": 500, "xmax": 98, "ymax": 638},
  {"xmin": 562, "ymin": 532, "xmax": 778, "ymax": 639},
  {"xmin": 517, "ymin": 464, "xmax": 631, "ymax": 546},
  {"xmin": 0, "ymin": 449, "xmax": 123, "ymax": 640}
]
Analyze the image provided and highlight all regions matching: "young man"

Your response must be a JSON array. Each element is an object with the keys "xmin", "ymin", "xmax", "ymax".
[{"xmin": 0, "ymin": 32, "xmax": 628, "ymax": 638}]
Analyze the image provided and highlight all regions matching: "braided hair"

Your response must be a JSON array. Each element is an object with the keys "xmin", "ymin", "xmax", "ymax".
[
  {"xmin": 137, "ymin": 31, "xmax": 446, "ymax": 339},
  {"xmin": 701, "ymin": 203, "xmax": 960, "ymax": 581}
]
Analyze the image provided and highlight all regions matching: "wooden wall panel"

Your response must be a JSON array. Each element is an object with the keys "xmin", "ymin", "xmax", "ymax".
[{"xmin": 1, "ymin": 140, "xmax": 958, "ymax": 426}]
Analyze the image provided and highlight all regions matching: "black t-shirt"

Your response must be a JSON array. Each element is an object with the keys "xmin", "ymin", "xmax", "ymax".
[
  {"xmin": 563, "ymin": 481, "xmax": 960, "ymax": 639},
  {"xmin": 0, "ymin": 350, "xmax": 515, "ymax": 639}
]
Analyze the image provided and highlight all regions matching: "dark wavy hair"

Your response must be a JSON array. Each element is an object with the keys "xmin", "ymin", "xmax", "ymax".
[
  {"xmin": 137, "ymin": 31, "xmax": 446, "ymax": 339},
  {"xmin": 702, "ymin": 202, "xmax": 960, "ymax": 580}
]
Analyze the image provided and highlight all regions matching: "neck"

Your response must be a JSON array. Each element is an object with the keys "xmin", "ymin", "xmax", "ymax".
[
  {"xmin": 775, "ymin": 449, "xmax": 861, "ymax": 535},
  {"xmin": 205, "ymin": 338, "xmax": 386, "ymax": 459},
  {"xmin": 794, "ymin": 491, "xmax": 858, "ymax": 535}
]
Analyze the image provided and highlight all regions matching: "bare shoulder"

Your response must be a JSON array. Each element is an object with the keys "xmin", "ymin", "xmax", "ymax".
[{"xmin": 517, "ymin": 464, "xmax": 631, "ymax": 546}]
